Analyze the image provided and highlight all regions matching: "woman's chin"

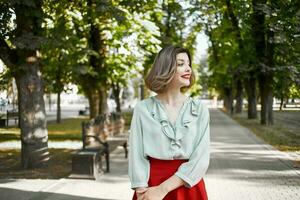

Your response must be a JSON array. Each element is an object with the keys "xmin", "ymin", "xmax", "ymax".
[{"xmin": 181, "ymin": 80, "xmax": 190, "ymax": 86}]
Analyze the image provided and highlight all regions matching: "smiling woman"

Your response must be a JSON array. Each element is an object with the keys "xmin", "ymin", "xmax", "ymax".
[
  {"xmin": 129, "ymin": 45, "xmax": 210, "ymax": 200},
  {"xmin": 145, "ymin": 45, "xmax": 195, "ymax": 94}
]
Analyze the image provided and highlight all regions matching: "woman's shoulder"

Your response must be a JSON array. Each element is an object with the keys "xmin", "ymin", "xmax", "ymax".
[
  {"xmin": 133, "ymin": 96, "xmax": 165, "ymax": 118},
  {"xmin": 189, "ymin": 96, "xmax": 209, "ymax": 116},
  {"xmin": 189, "ymin": 96, "xmax": 203, "ymax": 107},
  {"xmin": 132, "ymin": 97, "xmax": 152, "ymax": 112}
]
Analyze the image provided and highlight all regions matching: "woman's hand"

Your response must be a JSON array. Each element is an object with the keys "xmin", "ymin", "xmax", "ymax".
[
  {"xmin": 136, "ymin": 187, "xmax": 148, "ymax": 200},
  {"xmin": 135, "ymin": 175, "xmax": 184, "ymax": 200},
  {"xmin": 138, "ymin": 185, "xmax": 168, "ymax": 200}
]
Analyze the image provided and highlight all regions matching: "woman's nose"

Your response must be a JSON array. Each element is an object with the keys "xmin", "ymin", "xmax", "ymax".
[{"xmin": 185, "ymin": 65, "xmax": 191, "ymax": 71}]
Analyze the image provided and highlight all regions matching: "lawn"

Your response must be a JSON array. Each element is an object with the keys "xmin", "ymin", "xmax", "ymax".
[{"xmin": 0, "ymin": 117, "xmax": 89, "ymax": 142}]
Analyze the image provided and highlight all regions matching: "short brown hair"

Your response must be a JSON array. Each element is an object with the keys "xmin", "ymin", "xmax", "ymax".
[{"xmin": 145, "ymin": 45, "xmax": 195, "ymax": 93}]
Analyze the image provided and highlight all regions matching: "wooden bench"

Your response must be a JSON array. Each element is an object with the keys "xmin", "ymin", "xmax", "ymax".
[
  {"xmin": 78, "ymin": 106, "xmax": 89, "ymax": 115},
  {"xmin": 6, "ymin": 110, "xmax": 19, "ymax": 126},
  {"xmin": 71, "ymin": 150, "xmax": 104, "ymax": 180},
  {"xmin": 71, "ymin": 112, "xmax": 127, "ymax": 180}
]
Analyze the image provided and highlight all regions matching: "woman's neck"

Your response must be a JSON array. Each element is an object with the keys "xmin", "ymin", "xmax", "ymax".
[{"xmin": 156, "ymin": 90, "xmax": 187, "ymax": 106}]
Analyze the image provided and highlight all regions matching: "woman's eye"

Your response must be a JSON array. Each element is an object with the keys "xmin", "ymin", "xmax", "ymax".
[{"xmin": 177, "ymin": 63, "xmax": 184, "ymax": 66}]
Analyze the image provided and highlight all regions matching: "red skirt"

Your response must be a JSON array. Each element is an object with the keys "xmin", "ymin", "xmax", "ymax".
[{"xmin": 132, "ymin": 157, "xmax": 208, "ymax": 200}]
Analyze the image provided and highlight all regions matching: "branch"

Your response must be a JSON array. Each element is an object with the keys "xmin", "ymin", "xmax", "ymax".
[{"xmin": 0, "ymin": 37, "xmax": 16, "ymax": 68}]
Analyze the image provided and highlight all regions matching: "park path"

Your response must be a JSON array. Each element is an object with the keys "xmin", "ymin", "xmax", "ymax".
[
  {"xmin": 205, "ymin": 109, "xmax": 300, "ymax": 200},
  {"xmin": 0, "ymin": 108, "xmax": 299, "ymax": 200}
]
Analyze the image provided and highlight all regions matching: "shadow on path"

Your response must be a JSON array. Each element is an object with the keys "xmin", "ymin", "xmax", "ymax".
[{"xmin": 0, "ymin": 187, "xmax": 117, "ymax": 200}]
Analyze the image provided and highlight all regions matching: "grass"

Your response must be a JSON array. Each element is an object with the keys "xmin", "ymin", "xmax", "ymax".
[
  {"xmin": 47, "ymin": 117, "xmax": 89, "ymax": 140},
  {"xmin": 0, "ymin": 127, "xmax": 20, "ymax": 141},
  {"xmin": 0, "ymin": 117, "xmax": 89, "ymax": 142},
  {"xmin": 226, "ymin": 110, "xmax": 300, "ymax": 152},
  {"xmin": 0, "ymin": 148, "xmax": 74, "ymax": 179},
  {"xmin": 0, "ymin": 111, "xmax": 134, "ymax": 142}
]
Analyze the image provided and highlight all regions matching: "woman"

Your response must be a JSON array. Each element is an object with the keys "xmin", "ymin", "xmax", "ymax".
[{"xmin": 128, "ymin": 45, "xmax": 210, "ymax": 200}]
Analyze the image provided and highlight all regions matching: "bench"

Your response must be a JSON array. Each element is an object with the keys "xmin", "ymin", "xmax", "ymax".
[
  {"xmin": 71, "ymin": 112, "xmax": 127, "ymax": 180},
  {"xmin": 71, "ymin": 150, "xmax": 104, "ymax": 180},
  {"xmin": 78, "ymin": 106, "xmax": 89, "ymax": 115},
  {"xmin": 6, "ymin": 110, "xmax": 19, "ymax": 126}
]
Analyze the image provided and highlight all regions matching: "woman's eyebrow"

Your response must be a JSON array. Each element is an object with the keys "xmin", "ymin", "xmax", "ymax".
[{"xmin": 177, "ymin": 59, "xmax": 190, "ymax": 63}]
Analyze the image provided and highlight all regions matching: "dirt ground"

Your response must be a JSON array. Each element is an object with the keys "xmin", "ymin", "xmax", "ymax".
[{"xmin": 0, "ymin": 148, "xmax": 74, "ymax": 179}]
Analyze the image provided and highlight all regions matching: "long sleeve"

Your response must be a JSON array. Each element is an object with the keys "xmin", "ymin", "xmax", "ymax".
[
  {"xmin": 128, "ymin": 102, "xmax": 150, "ymax": 189},
  {"xmin": 174, "ymin": 103, "xmax": 210, "ymax": 188}
]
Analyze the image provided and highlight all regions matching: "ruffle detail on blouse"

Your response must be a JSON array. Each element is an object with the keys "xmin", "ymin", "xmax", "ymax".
[{"xmin": 146, "ymin": 96, "xmax": 200, "ymax": 144}]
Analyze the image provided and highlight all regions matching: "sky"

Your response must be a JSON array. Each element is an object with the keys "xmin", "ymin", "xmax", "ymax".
[{"xmin": 195, "ymin": 31, "xmax": 209, "ymax": 64}]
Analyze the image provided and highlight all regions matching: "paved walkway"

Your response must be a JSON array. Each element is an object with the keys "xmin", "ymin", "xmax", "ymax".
[
  {"xmin": 1, "ymin": 109, "xmax": 299, "ymax": 200},
  {"xmin": 0, "ymin": 147, "xmax": 133, "ymax": 200},
  {"xmin": 205, "ymin": 109, "xmax": 300, "ymax": 200}
]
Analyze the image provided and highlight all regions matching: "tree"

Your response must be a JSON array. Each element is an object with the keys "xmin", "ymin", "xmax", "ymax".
[
  {"xmin": 0, "ymin": 0, "xmax": 49, "ymax": 168},
  {"xmin": 190, "ymin": 0, "xmax": 300, "ymax": 125},
  {"xmin": 42, "ymin": 0, "xmax": 75, "ymax": 123}
]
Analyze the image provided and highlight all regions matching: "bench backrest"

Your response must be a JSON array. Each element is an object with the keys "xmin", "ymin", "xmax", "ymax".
[
  {"xmin": 7, "ymin": 110, "xmax": 19, "ymax": 118},
  {"xmin": 82, "ymin": 112, "xmax": 125, "ymax": 149}
]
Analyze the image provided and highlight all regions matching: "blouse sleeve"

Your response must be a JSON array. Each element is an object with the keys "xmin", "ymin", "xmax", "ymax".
[
  {"xmin": 128, "ymin": 102, "xmax": 150, "ymax": 189},
  {"xmin": 174, "ymin": 103, "xmax": 210, "ymax": 188}
]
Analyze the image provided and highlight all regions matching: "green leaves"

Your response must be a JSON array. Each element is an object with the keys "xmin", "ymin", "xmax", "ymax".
[{"xmin": 194, "ymin": 0, "xmax": 299, "ymax": 101}]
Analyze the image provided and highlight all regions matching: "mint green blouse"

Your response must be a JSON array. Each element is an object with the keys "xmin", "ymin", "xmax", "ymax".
[{"xmin": 128, "ymin": 96, "xmax": 210, "ymax": 189}]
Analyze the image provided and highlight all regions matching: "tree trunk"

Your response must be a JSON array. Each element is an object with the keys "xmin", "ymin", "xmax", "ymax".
[
  {"xmin": 279, "ymin": 96, "xmax": 283, "ymax": 111},
  {"xmin": 16, "ymin": 62, "xmax": 49, "ymax": 169},
  {"xmin": 161, "ymin": 0, "xmax": 172, "ymax": 46},
  {"xmin": 267, "ymin": 86, "xmax": 274, "ymax": 125},
  {"xmin": 245, "ymin": 76, "xmax": 257, "ymax": 119},
  {"xmin": 48, "ymin": 93, "xmax": 52, "ymax": 111},
  {"xmin": 265, "ymin": 25, "xmax": 275, "ymax": 125},
  {"xmin": 258, "ymin": 17, "xmax": 275, "ymax": 125},
  {"xmin": 223, "ymin": 88, "xmax": 234, "ymax": 115},
  {"xmin": 235, "ymin": 79, "xmax": 243, "ymax": 114},
  {"xmin": 86, "ymin": 89, "xmax": 99, "ymax": 118},
  {"xmin": 259, "ymin": 74, "xmax": 274, "ymax": 125},
  {"xmin": 99, "ymin": 86, "xmax": 109, "ymax": 114},
  {"xmin": 258, "ymin": 75, "xmax": 267, "ymax": 125},
  {"xmin": 55, "ymin": 54, "xmax": 63, "ymax": 123},
  {"xmin": 112, "ymin": 82, "xmax": 121, "ymax": 112},
  {"xmin": 251, "ymin": 0, "xmax": 275, "ymax": 125},
  {"xmin": 56, "ymin": 91, "xmax": 61, "ymax": 123},
  {"xmin": 225, "ymin": 0, "xmax": 247, "ymax": 115},
  {"xmin": 86, "ymin": 0, "xmax": 108, "ymax": 117}
]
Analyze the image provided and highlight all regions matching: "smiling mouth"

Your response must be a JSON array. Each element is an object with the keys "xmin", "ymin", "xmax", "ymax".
[{"xmin": 181, "ymin": 75, "xmax": 190, "ymax": 79}]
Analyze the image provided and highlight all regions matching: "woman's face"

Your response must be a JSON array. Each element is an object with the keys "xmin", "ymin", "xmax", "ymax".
[{"xmin": 168, "ymin": 52, "xmax": 192, "ymax": 89}]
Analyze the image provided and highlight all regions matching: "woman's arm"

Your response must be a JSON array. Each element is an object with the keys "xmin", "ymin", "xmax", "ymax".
[
  {"xmin": 128, "ymin": 103, "xmax": 150, "ymax": 189},
  {"xmin": 174, "ymin": 103, "xmax": 210, "ymax": 188},
  {"xmin": 159, "ymin": 174, "xmax": 185, "ymax": 193},
  {"xmin": 139, "ymin": 175, "xmax": 185, "ymax": 199}
]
